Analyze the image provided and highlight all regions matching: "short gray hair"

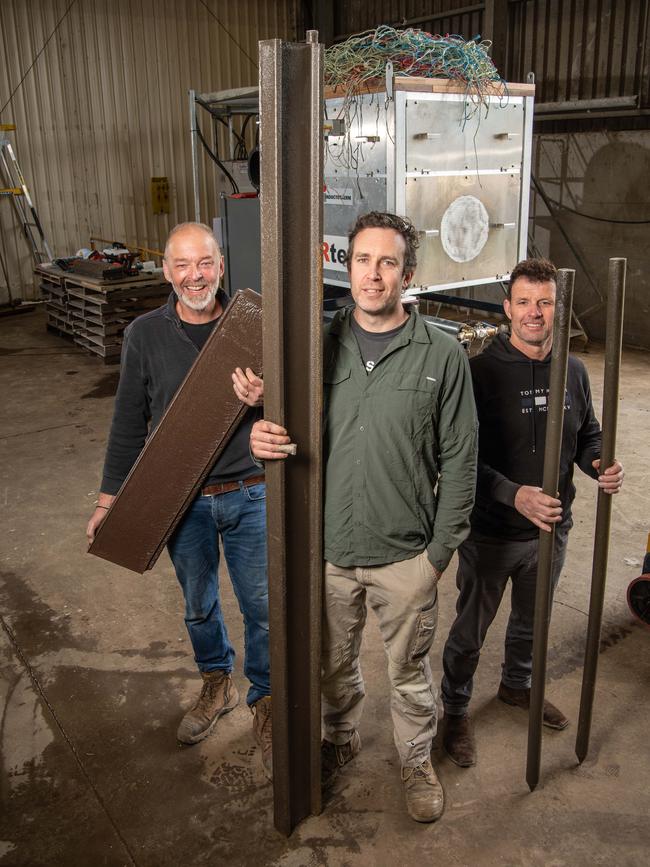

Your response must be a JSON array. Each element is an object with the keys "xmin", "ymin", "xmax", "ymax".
[{"xmin": 164, "ymin": 222, "xmax": 220, "ymax": 260}]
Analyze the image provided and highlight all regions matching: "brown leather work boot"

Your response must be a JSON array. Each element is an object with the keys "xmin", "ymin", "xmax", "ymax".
[
  {"xmin": 443, "ymin": 713, "xmax": 476, "ymax": 767},
  {"xmin": 401, "ymin": 759, "xmax": 445, "ymax": 823},
  {"xmin": 497, "ymin": 682, "xmax": 569, "ymax": 730},
  {"xmin": 177, "ymin": 670, "xmax": 239, "ymax": 745},
  {"xmin": 251, "ymin": 696, "xmax": 273, "ymax": 780}
]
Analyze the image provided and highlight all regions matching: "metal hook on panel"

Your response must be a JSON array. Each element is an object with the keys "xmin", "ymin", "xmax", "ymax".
[{"xmin": 385, "ymin": 60, "xmax": 394, "ymax": 100}]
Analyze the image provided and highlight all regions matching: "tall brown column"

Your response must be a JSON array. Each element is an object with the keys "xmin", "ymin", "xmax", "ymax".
[{"xmin": 259, "ymin": 31, "xmax": 324, "ymax": 835}]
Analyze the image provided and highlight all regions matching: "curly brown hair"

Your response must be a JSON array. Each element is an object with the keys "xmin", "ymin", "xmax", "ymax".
[
  {"xmin": 347, "ymin": 211, "xmax": 419, "ymax": 275},
  {"xmin": 508, "ymin": 258, "xmax": 557, "ymax": 297}
]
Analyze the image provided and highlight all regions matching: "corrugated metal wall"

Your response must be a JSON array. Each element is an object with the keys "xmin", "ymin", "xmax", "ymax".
[
  {"xmin": 508, "ymin": 0, "xmax": 649, "ymax": 105},
  {"xmin": 331, "ymin": 1, "xmax": 649, "ymax": 107},
  {"xmin": 333, "ymin": 0, "xmax": 483, "ymax": 42},
  {"xmin": 0, "ymin": 0, "xmax": 299, "ymax": 301}
]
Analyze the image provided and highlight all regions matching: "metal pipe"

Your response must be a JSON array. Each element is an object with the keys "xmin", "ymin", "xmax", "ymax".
[
  {"xmin": 259, "ymin": 30, "xmax": 323, "ymax": 836},
  {"xmin": 534, "ymin": 95, "xmax": 639, "ymax": 114},
  {"xmin": 531, "ymin": 174, "xmax": 602, "ymax": 306},
  {"xmin": 575, "ymin": 258, "xmax": 626, "ymax": 763},
  {"xmin": 526, "ymin": 269, "xmax": 575, "ymax": 792},
  {"xmin": 422, "ymin": 316, "xmax": 466, "ymax": 337},
  {"xmin": 421, "ymin": 315, "xmax": 499, "ymax": 345},
  {"xmin": 417, "ymin": 293, "xmax": 505, "ymax": 314},
  {"xmin": 189, "ymin": 90, "xmax": 201, "ymax": 222}
]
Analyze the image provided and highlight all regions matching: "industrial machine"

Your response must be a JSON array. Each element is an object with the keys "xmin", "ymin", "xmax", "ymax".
[
  {"xmin": 322, "ymin": 66, "xmax": 535, "ymax": 299},
  {"xmin": 189, "ymin": 67, "xmax": 535, "ymax": 348}
]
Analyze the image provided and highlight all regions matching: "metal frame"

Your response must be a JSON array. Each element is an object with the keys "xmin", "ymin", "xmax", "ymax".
[
  {"xmin": 0, "ymin": 125, "xmax": 53, "ymax": 264},
  {"xmin": 189, "ymin": 91, "xmax": 201, "ymax": 222},
  {"xmin": 259, "ymin": 32, "xmax": 324, "ymax": 836},
  {"xmin": 519, "ymin": 76, "xmax": 535, "ymax": 270},
  {"xmin": 188, "ymin": 87, "xmax": 260, "ymax": 223}
]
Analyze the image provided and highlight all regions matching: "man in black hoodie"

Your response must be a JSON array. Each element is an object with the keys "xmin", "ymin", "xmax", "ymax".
[{"xmin": 440, "ymin": 257, "xmax": 624, "ymax": 768}]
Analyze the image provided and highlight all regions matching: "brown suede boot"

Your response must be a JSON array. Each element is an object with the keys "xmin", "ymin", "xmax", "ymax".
[
  {"xmin": 443, "ymin": 713, "xmax": 476, "ymax": 767},
  {"xmin": 177, "ymin": 670, "xmax": 239, "ymax": 745},
  {"xmin": 251, "ymin": 696, "xmax": 273, "ymax": 780},
  {"xmin": 497, "ymin": 682, "xmax": 569, "ymax": 730}
]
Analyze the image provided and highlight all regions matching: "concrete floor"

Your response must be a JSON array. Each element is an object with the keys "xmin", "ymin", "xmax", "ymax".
[{"xmin": 1, "ymin": 308, "xmax": 649, "ymax": 867}]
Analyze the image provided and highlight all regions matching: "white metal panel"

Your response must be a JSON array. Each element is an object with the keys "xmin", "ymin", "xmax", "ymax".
[
  {"xmin": 324, "ymin": 82, "xmax": 534, "ymax": 294},
  {"xmin": 406, "ymin": 173, "xmax": 521, "ymax": 287},
  {"xmin": 405, "ymin": 95, "xmax": 526, "ymax": 173},
  {"xmin": 0, "ymin": 0, "xmax": 299, "ymax": 301}
]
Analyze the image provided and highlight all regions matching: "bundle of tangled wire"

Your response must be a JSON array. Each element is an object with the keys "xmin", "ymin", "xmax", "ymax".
[{"xmin": 324, "ymin": 25, "xmax": 506, "ymax": 112}]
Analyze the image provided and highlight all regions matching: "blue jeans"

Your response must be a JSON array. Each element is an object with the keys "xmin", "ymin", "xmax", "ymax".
[{"xmin": 167, "ymin": 482, "xmax": 269, "ymax": 706}]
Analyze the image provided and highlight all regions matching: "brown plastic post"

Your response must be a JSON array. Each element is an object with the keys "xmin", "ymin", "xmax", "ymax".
[
  {"xmin": 576, "ymin": 258, "xmax": 626, "ymax": 763},
  {"xmin": 259, "ymin": 31, "xmax": 324, "ymax": 835},
  {"xmin": 526, "ymin": 269, "xmax": 574, "ymax": 791}
]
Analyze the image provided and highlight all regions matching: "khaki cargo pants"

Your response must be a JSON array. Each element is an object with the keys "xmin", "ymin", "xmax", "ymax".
[{"xmin": 321, "ymin": 551, "xmax": 439, "ymax": 768}]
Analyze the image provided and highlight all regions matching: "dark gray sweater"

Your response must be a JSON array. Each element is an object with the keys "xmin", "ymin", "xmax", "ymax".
[{"xmin": 100, "ymin": 291, "xmax": 261, "ymax": 495}]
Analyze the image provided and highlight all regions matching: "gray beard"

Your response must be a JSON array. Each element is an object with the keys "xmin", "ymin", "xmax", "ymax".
[{"xmin": 173, "ymin": 283, "xmax": 218, "ymax": 312}]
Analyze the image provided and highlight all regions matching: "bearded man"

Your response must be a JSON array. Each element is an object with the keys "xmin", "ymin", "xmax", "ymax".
[{"xmin": 86, "ymin": 222, "xmax": 272, "ymax": 779}]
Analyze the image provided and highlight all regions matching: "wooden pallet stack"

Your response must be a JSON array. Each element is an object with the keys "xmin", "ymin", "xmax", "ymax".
[
  {"xmin": 35, "ymin": 264, "xmax": 169, "ymax": 362},
  {"xmin": 37, "ymin": 264, "xmax": 75, "ymax": 336}
]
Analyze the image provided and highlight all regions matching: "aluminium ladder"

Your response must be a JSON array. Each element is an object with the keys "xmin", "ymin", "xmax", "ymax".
[{"xmin": 0, "ymin": 123, "xmax": 53, "ymax": 264}]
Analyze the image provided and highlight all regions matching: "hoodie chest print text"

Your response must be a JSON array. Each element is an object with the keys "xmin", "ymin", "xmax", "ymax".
[{"xmin": 520, "ymin": 387, "xmax": 571, "ymax": 415}]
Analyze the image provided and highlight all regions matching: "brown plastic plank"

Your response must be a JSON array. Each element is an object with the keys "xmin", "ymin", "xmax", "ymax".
[{"xmin": 88, "ymin": 288, "xmax": 262, "ymax": 573}]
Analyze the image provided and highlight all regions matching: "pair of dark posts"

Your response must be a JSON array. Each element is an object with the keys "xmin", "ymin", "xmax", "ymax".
[{"xmin": 527, "ymin": 258, "xmax": 626, "ymax": 790}]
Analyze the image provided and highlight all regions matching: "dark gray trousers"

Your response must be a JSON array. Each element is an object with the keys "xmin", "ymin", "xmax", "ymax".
[{"xmin": 441, "ymin": 527, "xmax": 569, "ymax": 716}]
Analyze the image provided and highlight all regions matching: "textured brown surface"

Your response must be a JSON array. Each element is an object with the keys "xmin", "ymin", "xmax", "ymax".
[
  {"xmin": 88, "ymin": 288, "xmax": 262, "ymax": 574},
  {"xmin": 259, "ymin": 34, "xmax": 324, "ymax": 835},
  {"xmin": 528, "ymin": 270, "xmax": 575, "ymax": 790},
  {"xmin": 576, "ymin": 258, "xmax": 626, "ymax": 762}
]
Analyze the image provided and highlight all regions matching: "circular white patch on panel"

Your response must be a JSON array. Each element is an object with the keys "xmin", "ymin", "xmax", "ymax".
[{"xmin": 440, "ymin": 195, "xmax": 490, "ymax": 263}]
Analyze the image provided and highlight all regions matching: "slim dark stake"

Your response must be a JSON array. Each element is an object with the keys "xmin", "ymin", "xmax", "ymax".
[
  {"xmin": 526, "ymin": 269, "xmax": 575, "ymax": 792},
  {"xmin": 575, "ymin": 258, "xmax": 626, "ymax": 763}
]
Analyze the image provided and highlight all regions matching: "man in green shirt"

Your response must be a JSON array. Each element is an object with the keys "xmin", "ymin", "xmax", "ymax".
[{"xmin": 251, "ymin": 212, "xmax": 477, "ymax": 822}]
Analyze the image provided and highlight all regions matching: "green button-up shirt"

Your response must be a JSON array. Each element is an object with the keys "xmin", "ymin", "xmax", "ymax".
[{"xmin": 323, "ymin": 307, "xmax": 478, "ymax": 572}]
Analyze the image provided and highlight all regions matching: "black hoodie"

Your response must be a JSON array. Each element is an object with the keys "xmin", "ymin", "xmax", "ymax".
[{"xmin": 470, "ymin": 333, "xmax": 602, "ymax": 540}]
